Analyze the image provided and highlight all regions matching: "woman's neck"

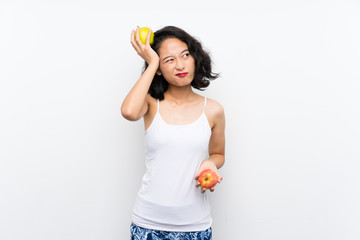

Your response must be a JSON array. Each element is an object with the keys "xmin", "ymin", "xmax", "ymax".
[{"xmin": 164, "ymin": 85, "xmax": 196, "ymax": 104}]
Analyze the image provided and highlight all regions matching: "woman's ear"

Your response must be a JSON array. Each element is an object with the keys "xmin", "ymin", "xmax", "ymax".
[{"xmin": 156, "ymin": 69, "xmax": 162, "ymax": 76}]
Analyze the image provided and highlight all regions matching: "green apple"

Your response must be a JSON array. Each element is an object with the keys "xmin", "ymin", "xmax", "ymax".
[{"xmin": 136, "ymin": 27, "xmax": 154, "ymax": 45}]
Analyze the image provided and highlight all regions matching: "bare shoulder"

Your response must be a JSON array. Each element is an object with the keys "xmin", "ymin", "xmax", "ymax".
[
  {"xmin": 206, "ymin": 97, "xmax": 225, "ymax": 116},
  {"xmin": 205, "ymin": 97, "xmax": 225, "ymax": 128}
]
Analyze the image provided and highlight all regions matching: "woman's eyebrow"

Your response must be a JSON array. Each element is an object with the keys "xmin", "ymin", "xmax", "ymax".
[
  {"xmin": 162, "ymin": 49, "xmax": 189, "ymax": 61},
  {"xmin": 181, "ymin": 49, "xmax": 189, "ymax": 54},
  {"xmin": 162, "ymin": 56, "xmax": 172, "ymax": 61}
]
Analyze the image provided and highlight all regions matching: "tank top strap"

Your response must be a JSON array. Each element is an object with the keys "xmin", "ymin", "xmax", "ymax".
[{"xmin": 203, "ymin": 97, "xmax": 207, "ymax": 113}]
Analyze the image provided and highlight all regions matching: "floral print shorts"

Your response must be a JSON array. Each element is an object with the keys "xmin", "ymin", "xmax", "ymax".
[{"xmin": 130, "ymin": 222, "xmax": 212, "ymax": 240}]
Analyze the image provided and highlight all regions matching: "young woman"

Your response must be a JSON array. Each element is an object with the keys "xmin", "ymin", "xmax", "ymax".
[{"xmin": 122, "ymin": 26, "xmax": 225, "ymax": 240}]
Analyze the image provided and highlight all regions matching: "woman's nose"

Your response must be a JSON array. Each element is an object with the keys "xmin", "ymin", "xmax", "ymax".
[{"xmin": 175, "ymin": 59, "xmax": 184, "ymax": 70}]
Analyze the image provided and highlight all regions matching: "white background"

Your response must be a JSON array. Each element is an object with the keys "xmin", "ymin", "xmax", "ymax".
[{"xmin": 1, "ymin": 0, "xmax": 360, "ymax": 239}]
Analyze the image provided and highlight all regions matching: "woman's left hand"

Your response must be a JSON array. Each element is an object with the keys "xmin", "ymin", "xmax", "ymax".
[{"xmin": 195, "ymin": 160, "xmax": 223, "ymax": 193}]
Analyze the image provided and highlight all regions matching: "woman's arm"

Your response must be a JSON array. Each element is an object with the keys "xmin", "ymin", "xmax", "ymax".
[
  {"xmin": 121, "ymin": 28, "xmax": 159, "ymax": 121},
  {"xmin": 121, "ymin": 64, "xmax": 157, "ymax": 121},
  {"xmin": 195, "ymin": 100, "xmax": 226, "ymax": 192},
  {"xmin": 208, "ymin": 102, "xmax": 226, "ymax": 168}
]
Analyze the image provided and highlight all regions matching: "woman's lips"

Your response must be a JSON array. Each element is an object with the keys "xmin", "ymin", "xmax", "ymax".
[{"xmin": 176, "ymin": 72, "xmax": 188, "ymax": 77}]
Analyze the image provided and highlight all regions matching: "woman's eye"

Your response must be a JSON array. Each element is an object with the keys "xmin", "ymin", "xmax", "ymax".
[{"xmin": 183, "ymin": 53, "xmax": 190, "ymax": 58}]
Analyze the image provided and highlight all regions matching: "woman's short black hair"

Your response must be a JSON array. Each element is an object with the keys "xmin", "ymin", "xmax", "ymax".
[{"xmin": 144, "ymin": 26, "xmax": 219, "ymax": 100}]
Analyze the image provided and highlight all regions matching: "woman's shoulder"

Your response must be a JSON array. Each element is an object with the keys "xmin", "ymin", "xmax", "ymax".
[
  {"xmin": 204, "ymin": 97, "xmax": 225, "ymax": 128},
  {"xmin": 205, "ymin": 97, "xmax": 224, "ymax": 116}
]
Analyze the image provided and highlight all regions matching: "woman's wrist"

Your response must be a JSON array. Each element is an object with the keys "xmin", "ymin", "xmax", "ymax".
[
  {"xmin": 147, "ymin": 60, "xmax": 159, "ymax": 69},
  {"xmin": 208, "ymin": 153, "xmax": 225, "ymax": 169}
]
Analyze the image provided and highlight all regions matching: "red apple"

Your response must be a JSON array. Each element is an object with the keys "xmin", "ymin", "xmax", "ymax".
[{"xmin": 198, "ymin": 169, "xmax": 218, "ymax": 189}]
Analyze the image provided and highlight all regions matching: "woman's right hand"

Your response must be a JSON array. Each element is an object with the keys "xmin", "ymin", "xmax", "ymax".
[{"xmin": 130, "ymin": 28, "xmax": 159, "ymax": 67}]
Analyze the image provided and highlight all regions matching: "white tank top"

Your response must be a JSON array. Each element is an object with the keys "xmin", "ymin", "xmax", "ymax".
[{"xmin": 131, "ymin": 97, "xmax": 212, "ymax": 232}]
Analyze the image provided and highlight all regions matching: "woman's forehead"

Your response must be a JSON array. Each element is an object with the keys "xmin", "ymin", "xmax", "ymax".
[{"xmin": 158, "ymin": 38, "xmax": 188, "ymax": 56}]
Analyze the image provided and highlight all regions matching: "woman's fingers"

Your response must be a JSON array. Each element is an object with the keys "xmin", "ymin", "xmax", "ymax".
[
  {"xmin": 130, "ymin": 29, "xmax": 134, "ymax": 43},
  {"xmin": 130, "ymin": 30, "xmax": 141, "ymax": 53},
  {"xmin": 131, "ymin": 28, "xmax": 150, "ymax": 58},
  {"xmin": 130, "ymin": 27, "xmax": 158, "ymax": 64},
  {"xmin": 196, "ymin": 182, "xmax": 216, "ymax": 193},
  {"xmin": 218, "ymin": 174, "xmax": 223, "ymax": 183},
  {"xmin": 135, "ymin": 27, "xmax": 144, "ymax": 46},
  {"xmin": 145, "ymin": 29, "xmax": 152, "ymax": 46}
]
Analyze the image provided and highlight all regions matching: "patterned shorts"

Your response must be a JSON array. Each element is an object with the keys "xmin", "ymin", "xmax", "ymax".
[{"xmin": 130, "ymin": 222, "xmax": 212, "ymax": 240}]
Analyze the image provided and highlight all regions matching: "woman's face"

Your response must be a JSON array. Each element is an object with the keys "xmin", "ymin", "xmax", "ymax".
[{"xmin": 157, "ymin": 38, "xmax": 195, "ymax": 88}]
